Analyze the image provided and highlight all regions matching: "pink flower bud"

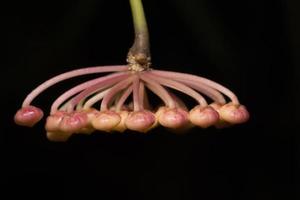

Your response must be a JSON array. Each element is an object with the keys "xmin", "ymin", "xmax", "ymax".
[
  {"xmin": 189, "ymin": 105, "xmax": 219, "ymax": 128},
  {"xmin": 125, "ymin": 110, "xmax": 156, "ymax": 132},
  {"xmin": 45, "ymin": 111, "xmax": 67, "ymax": 132},
  {"xmin": 209, "ymin": 103, "xmax": 231, "ymax": 128},
  {"xmin": 157, "ymin": 107, "xmax": 189, "ymax": 128},
  {"xmin": 14, "ymin": 106, "xmax": 44, "ymax": 127},
  {"xmin": 91, "ymin": 111, "xmax": 121, "ymax": 132},
  {"xmin": 59, "ymin": 111, "xmax": 88, "ymax": 133},
  {"xmin": 113, "ymin": 111, "xmax": 129, "ymax": 132},
  {"xmin": 46, "ymin": 131, "xmax": 73, "ymax": 142},
  {"xmin": 219, "ymin": 103, "xmax": 250, "ymax": 124},
  {"xmin": 75, "ymin": 109, "xmax": 99, "ymax": 134},
  {"xmin": 85, "ymin": 108, "xmax": 100, "ymax": 122}
]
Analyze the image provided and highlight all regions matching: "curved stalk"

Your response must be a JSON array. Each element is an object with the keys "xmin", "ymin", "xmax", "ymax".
[{"xmin": 22, "ymin": 65, "xmax": 127, "ymax": 107}]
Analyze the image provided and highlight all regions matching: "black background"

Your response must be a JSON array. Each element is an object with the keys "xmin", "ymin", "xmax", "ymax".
[{"xmin": 3, "ymin": 0, "xmax": 298, "ymax": 199}]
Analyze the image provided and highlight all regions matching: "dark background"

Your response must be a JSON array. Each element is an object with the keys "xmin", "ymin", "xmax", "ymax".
[{"xmin": 3, "ymin": 0, "xmax": 298, "ymax": 199}]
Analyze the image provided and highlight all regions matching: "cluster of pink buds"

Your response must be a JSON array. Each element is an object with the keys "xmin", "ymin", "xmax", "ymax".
[
  {"xmin": 14, "ymin": 0, "xmax": 249, "ymax": 141},
  {"xmin": 14, "ymin": 65, "xmax": 249, "ymax": 141}
]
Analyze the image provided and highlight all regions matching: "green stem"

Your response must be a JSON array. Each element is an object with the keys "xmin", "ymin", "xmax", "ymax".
[
  {"xmin": 130, "ymin": 0, "xmax": 148, "ymax": 35},
  {"xmin": 127, "ymin": 0, "xmax": 151, "ymax": 71}
]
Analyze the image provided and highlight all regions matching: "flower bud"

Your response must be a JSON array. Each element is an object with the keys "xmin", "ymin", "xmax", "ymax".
[
  {"xmin": 113, "ymin": 111, "xmax": 129, "ymax": 132},
  {"xmin": 91, "ymin": 111, "xmax": 121, "ymax": 132},
  {"xmin": 219, "ymin": 103, "xmax": 250, "ymax": 124},
  {"xmin": 209, "ymin": 103, "xmax": 231, "ymax": 128},
  {"xmin": 189, "ymin": 105, "xmax": 219, "ymax": 128},
  {"xmin": 45, "ymin": 111, "xmax": 67, "ymax": 132},
  {"xmin": 85, "ymin": 108, "xmax": 100, "ymax": 121},
  {"xmin": 14, "ymin": 106, "xmax": 43, "ymax": 127},
  {"xmin": 125, "ymin": 110, "xmax": 156, "ymax": 132},
  {"xmin": 59, "ymin": 112, "xmax": 88, "ymax": 133},
  {"xmin": 157, "ymin": 107, "xmax": 189, "ymax": 128},
  {"xmin": 76, "ymin": 109, "xmax": 99, "ymax": 134}
]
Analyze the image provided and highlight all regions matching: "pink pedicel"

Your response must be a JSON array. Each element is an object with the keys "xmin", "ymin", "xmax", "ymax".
[
  {"xmin": 189, "ymin": 106, "xmax": 220, "ymax": 128},
  {"xmin": 157, "ymin": 107, "xmax": 189, "ymax": 128},
  {"xmin": 125, "ymin": 110, "xmax": 156, "ymax": 132},
  {"xmin": 14, "ymin": 106, "xmax": 44, "ymax": 127}
]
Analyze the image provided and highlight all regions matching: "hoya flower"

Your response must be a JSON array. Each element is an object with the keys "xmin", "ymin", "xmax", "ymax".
[{"xmin": 14, "ymin": 0, "xmax": 249, "ymax": 141}]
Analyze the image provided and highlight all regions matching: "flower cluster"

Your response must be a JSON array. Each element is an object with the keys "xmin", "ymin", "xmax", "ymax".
[{"xmin": 14, "ymin": 65, "xmax": 249, "ymax": 141}]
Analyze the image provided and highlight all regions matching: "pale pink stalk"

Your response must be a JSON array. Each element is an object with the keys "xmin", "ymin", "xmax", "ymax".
[
  {"xmin": 168, "ymin": 91, "xmax": 188, "ymax": 110},
  {"xmin": 145, "ymin": 73, "xmax": 208, "ymax": 106},
  {"xmin": 82, "ymin": 89, "xmax": 110, "ymax": 109},
  {"xmin": 151, "ymin": 70, "xmax": 239, "ymax": 104},
  {"xmin": 100, "ymin": 76, "xmax": 134, "ymax": 111},
  {"xmin": 50, "ymin": 72, "xmax": 126, "ymax": 114},
  {"xmin": 22, "ymin": 65, "xmax": 127, "ymax": 107},
  {"xmin": 75, "ymin": 99, "xmax": 85, "ymax": 111},
  {"xmin": 154, "ymin": 74, "xmax": 226, "ymax": 104},
  {"xmin": 183, "ymin": 81, "xmax": 226, "ymax": 104},
  {"xmin": 68, "ymin": 72, "xmax": 130, "ymax": 112},
  {"xmin": 139, "ymin": 81, "xmax": 145, "ymax": 109},
  {"xmin": 133, "ymin": 75, "xmax": 141, "ymax": 111},
  {"xmin": 140, "ymin": 74, "xmax": 176, "ymax": 108},
  {"xmin": 115, "ymin": 86, "xmax": 133, "ymax": 111}
]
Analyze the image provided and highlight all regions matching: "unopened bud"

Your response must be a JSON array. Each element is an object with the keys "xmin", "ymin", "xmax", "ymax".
[
  {"xmin": 189, "ymin": 105, "xmax": 219, "ymax": 128},
  {"xmin": 157, "ymin": 107, "xmax": 189, "ymax": 128},
  {"xmin": 91, "ymin": 111, "xmax": 121, "ymax": 132},
  {"xmin": 125, "ymin": 110, "xmax": 156, "ymax": 132},
  {"xmin": 59, "ymin": 112, "xmax": 88, "ymax": 133},
  {"xmin": 210, "ymin": 103, "xmax": 231, "ymax": 128},
  {"xmin": 14, "ymin": 106, "xmax": 43, "ymax": 127},
  {"xmin": 45, "ymin": 111, "xmax": 67, "ymax": 132},
  {"xmin": 219, "ymin": 103, "xmax": 250, "ymax": 124},
  {"xmin": 113, "ymin": 111, "xmax": 129, "ymax": 132}
]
